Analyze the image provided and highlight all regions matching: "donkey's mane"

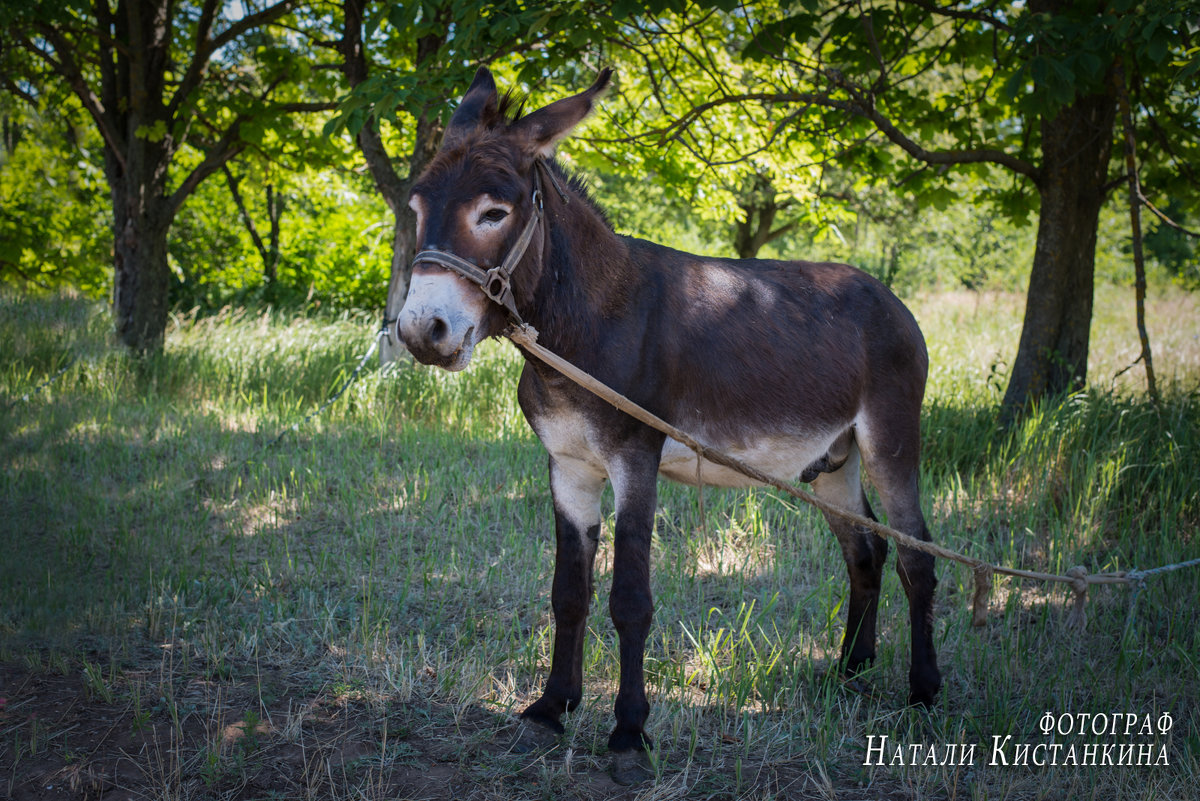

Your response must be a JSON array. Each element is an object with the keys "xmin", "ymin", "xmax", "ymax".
[
  {"xmin": 546, "ymin": 161, "xmax": 612, "ymax": 231},
  {"xmin": 496, "ymin": 89, "xmax": 526, "ymax": 124}
]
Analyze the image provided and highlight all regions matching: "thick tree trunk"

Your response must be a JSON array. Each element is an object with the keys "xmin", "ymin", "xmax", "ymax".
[
  {"xmin": 734, "ymin": 196, "xmax": 777, "ymax": 259},
  {"xmin": 107, "ymin": 138, "xmax": 174, "ymax": 353},
  {"xmin": 999, "ymin": 86, "xmax": 1116, "ymax": 425},
  {"xmin": 22, "ymin": 0, "xmax": 308, "ymax": 352},
  {"xmin": 732, "ymin": 173, "xmax": 798, "ymax": 259},
  {"xmin": 382, "ymin": 202, "xmax": 417, "ymax": 349},
  {"xmin": 112, "ymin": 204, "xmax": 172, "ymax": 352}
]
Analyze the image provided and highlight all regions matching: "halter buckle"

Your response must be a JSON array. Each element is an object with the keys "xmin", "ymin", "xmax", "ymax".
[{"xmin": 483, "ymin": 264, "xmax": 512, "ymax": 305}]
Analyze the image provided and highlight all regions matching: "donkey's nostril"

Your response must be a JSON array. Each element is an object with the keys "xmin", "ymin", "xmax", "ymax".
[{"xmin": 428, "ymin": 317, "xmax": 449, "ymax": 344}]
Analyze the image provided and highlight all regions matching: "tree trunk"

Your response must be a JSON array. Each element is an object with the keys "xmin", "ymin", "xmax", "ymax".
[
  {"xmin": 265, "ymin": 183, "xmax": 281, "ymax": 285},
  {"xmin": 732, "ymin": 173, "xmax": 799, "ymax": 259},
  {"xmin": 112, "ymin": 206, "xmax": 172, "ymax": 352},
  {"xmin": 1113, "ymin": 60, "xmax": 1158, "ymax": 404},
  {"xmin": 107, "ymin": 137, "xmax": 173, "ymax": 353},
  {"xmin": 337, "ymin": 0, "xmax": 444, "ymax": 364},
  {"xmin": 999, "ymin": 85, "xmax": 1116, "ymax": 425},
  {"xmin": 734, "ymin": 195, "xmax": 777, "ymax": 258},
  {"xmin": 19, "ymin": 0, "xmax": 310, "ymax": 352}
]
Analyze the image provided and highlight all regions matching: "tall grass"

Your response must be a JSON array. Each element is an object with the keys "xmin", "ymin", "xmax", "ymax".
[{"xmin": 1, "ymin": 285, "xmax": 1198, "ymax": 800}]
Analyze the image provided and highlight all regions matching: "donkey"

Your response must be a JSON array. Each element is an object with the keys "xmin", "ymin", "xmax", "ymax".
[{"xmin": 398, "ymin": 67, "xmax": 940, "ymax": 774}]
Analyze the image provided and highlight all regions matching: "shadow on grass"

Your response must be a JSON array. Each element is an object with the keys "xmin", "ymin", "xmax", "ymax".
[{"xmin": 3, "ymin": 291, "xmax": 1199, "ymax": 799}]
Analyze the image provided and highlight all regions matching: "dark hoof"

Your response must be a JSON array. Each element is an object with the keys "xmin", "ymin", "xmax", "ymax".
[
  {"xmin": 908, "ymin": 668, "xmax": 941, "ymax": 708},
  {"xmin": 509, "ymin": 717, "xmax": 561, "ymax": 754},
  {"xmin": 842, "ymin": 654, "xmax": 874, "ymax": 678},
  {"xmin": 610, "ymin": 749, "xmax": 653, "ymax": 785},
  {"xmin": 840, "ymin": 674, "xmax": 881, "ymax": 701}
]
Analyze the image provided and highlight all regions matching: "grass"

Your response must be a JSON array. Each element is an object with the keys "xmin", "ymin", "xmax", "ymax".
[{"xmin": 1, "ymin": 284, "xmax": 1198, "ymax": 800}]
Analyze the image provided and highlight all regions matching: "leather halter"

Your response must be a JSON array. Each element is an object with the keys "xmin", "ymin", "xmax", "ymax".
[{"xmin": 410, "ymin": 160, "xmax": 560, "ymax": 325}]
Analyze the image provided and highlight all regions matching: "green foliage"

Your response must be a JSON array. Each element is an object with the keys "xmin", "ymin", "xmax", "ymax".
[
  {"xmin": 0, "ymin": 0, "xmax": 347, "ymax": 351},
  {"xmin": 3, "ymin": 0, "xmax": 1197, "ymax": 318},
  {"xmin": 324, "ymin": 0, "xmax": 630, "ymax": 141},
  {"xmin": 730, "ymin": 0, "xmax": 1199, "ymax": 222},
  {"xmin": 0, "ymin": 98, "xmax": 394, "ymax": 311},
  {"xmin": 1143, "ymin": 201, "xmax": 1200, "ymax": 289},
  {"xmin": 273, "ymin": 170, "xmax": 392, "ymax": 309},
  {"xmin": 0, "ymin": 99, "xmax": 110, "ymax": 296},
  {"xmin": 168, "ymin": 160, "xmax": 392, "ymax": 312}
]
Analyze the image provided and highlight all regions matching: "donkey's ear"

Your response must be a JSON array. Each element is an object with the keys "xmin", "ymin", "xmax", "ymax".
[
  {"xmin": 441, "ymin": 67, "xmax": 498, "ymax": 151},
  {"xmin": 513, "ymin": 68, "xmax": 613, "ymax": 158}
]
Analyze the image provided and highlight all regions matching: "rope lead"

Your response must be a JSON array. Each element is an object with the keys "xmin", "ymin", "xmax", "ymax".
[{"xmin": 505, "ymin": 322, "xmax": 1199, "ymax": 631}]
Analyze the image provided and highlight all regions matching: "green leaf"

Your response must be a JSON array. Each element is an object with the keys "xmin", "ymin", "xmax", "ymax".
[
  {"xmin": 374, "ymin": 90, "xmax": 403, "ymax": 123},
  {"xmin": 346, "ymin": 107, "xmax": 367, "ymax": 138},
  {"xmin": 134, "ymin": 120, "xmax": 167, "ymax": 142},
  {"xmin": 387, "ymin": 2, "xmax": 420, "ymax": 32},
  {"xmin": 1174, "ymin": 54, "xmax": 1200, "ymax": 84},
  {"xmin": 1146, "ymin": 33, "xmax": 1169, "ymax": 65}
]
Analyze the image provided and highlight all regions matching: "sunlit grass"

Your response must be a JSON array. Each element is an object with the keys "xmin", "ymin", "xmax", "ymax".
[{"xmin": 1, "ymin": 284, "xmax": 1198, "ymax": 799}]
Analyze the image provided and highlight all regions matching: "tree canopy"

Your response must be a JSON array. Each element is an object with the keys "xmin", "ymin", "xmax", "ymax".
[
  {"xmin": 2, "ymin": 0, "xmax": 1197, "ymax": 417},
  {"xmin": 595, "ymin": 0, "xmax": 1199, "ymax": 417},
  {"xmin": 2, "ymin": 0, "xmax": 339, "ymax": 350}
]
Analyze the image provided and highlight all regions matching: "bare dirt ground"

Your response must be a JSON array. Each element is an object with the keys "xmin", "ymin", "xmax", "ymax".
[
  {"xmin": 4, "ymin": 656, "xmax": 877, "ymax": 801},
  {"xmin": 0, "ymin": 653, "xmax": 907, "ymax": 801},
  {"xmin": 1, "ymin": 659, "xmax": 676, "ymax": 801}
]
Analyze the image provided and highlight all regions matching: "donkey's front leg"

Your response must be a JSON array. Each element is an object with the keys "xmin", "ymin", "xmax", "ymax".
[
  {"xmin": 606, "ymin": 450, "xmax": 660, "ymax": 757},
  {"xmin": 521, "ymin": 457, "xmax": 604, "ymax": 735}
]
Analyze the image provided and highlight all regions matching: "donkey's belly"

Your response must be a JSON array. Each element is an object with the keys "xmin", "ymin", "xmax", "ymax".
[
  {"xmin": 658, "ymin": 431, "xmax": 838, "ymax": 488},
  {"xmin": 528, "ymin": 403, "xmax": 845, "ymax": 490}
]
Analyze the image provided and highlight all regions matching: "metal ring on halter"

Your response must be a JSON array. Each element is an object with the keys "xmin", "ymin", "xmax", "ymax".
[{"xmin": 483, "ymin": 265, "xmax": 512, "ymax": 305}]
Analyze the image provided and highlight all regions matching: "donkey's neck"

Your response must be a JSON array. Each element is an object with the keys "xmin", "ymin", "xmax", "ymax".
[{"xmin": 522, "ymin": 173, "xmax": 641, "ymax": 360}]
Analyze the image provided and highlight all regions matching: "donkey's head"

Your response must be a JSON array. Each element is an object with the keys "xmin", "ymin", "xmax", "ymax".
[{"xmin": 398, "ymin": 67, "xmax": 612, "ymax": 370}]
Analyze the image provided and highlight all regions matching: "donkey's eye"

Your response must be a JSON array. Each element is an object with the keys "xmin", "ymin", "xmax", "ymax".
[{"xmin": 479, "ymin": 208, "xmax": 509, "ymax": 224}]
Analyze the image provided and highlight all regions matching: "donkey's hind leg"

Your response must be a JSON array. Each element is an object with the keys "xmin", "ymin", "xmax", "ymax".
[
  {"xmin": 857, "ymin": 416, "xmax": 941, "ymax": 707},
  {"xmin": 810, "ymin": 443, "xmax": 889, "ymax": 680}
]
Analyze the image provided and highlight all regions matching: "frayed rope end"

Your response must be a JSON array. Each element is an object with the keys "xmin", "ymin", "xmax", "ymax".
[{"xmin": 972, "ymin": 565, "xmax": 993, "ymax": 627}]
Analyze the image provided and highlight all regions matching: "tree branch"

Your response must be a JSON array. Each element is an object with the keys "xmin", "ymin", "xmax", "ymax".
[
  {"xmin": 167, "ymin": 57, "xmax": 335, "ymax": 220},
  {"xmin": 167, "ymin": 118, "xmax": 245, "ymax": 218},
  {"xmin": 165, "ymin": 0, "xmax": 216, "ymax": 117},
  {"xmin": 900, "ymin": 0, "xmax": 1011, "ymax": 32},
  {"xmin": 335, "ymin": 0, "xmax": 407, "ymax": 209},
  {"xmin": 92, "ymin": 0, "xmax": 119, "ymax": 134},
  {"xmin": 1140, "ymin": 193, "xmax": 1200, "ymax": 238},
  {"xmin": 1113, "ymin": 60, "xmax": 1158, "ymax": 403},
  {"xmin": 222, "ymin": 164, "xmax": 269, "ymax": 263},
  {"xmin": 271, "ymin": 101, "xmax": 340, "ymax": 114},
  {"xmin": 168, "ymin": 0, "xmax": 295, "ymax": 118},
  {"xmin": 0, "ymin": 257, "xmax": 53, "ymax": 289},
  {"xmin": 822, "ymin": 69, "xmax": 1041, "ymax": 181},
  {"xmin": 21, "ymin": 28, "xmax": 126, "ymax": 171},
  {"xmin": 590, "ymin": 81, "xmax": 1041, "ymax": 181},
  {"xmin": 766, "ymin": 219, "xmax": 801, "ymax": 245},
  {"xmin": 2, "ymin": 77, "xmax": 38, "ymax": 107}
]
